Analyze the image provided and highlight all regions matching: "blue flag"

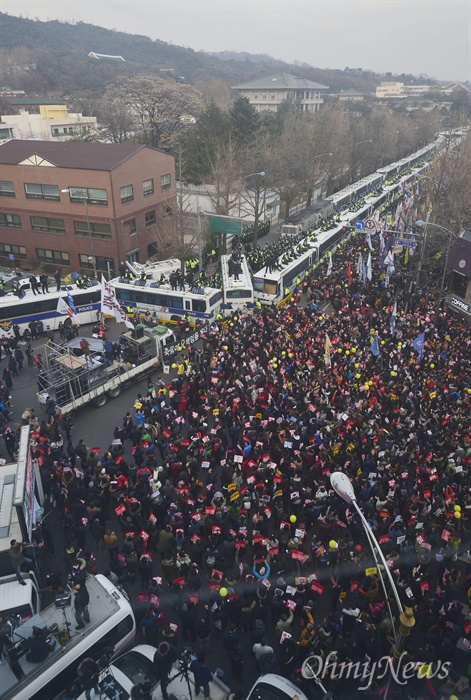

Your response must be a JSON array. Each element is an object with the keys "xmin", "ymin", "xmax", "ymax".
[
  {"xmin": 67, "ymin": 291, "xmax": 77, "ymax": 315},
  {"xmin": 370, "ymin": 335, "xmax": 380, "ymax": 356},
  {"xmin": 412, "ymin": 332, "xmax": 425, "ymax": 360}
]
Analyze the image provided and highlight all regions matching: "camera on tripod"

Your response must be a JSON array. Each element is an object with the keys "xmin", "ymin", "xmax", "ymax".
[{"xmin": 177, "ymin": 646, "xmax": 193, "ymax": 670}]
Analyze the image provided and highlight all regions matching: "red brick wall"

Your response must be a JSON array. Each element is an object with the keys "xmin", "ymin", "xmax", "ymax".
[{"xmin": 0, "ymin": 146, "xmax": 175, "ymax": 272}]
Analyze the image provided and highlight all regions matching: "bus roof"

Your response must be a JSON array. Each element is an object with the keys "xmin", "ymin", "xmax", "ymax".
[
  {"xmin": 220, "ymin": 254, "xmax": 252, "ymax": 291},
  {"xmin": 1, "ymin": 575, "xmax": 133, "ymax": 700}
]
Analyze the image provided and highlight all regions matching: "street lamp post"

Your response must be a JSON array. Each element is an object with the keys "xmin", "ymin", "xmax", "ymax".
[
  {"xmin": 241, "ymin": 171, "xmax": 265, "ymax": 249},
  {"xmin": 416, "ymin": 219, "xmax": 456, "ymax": 312},
  {"xmin": 330, "ymin": 472, "xmax": 404, "ymax": 623},
  {"xmin": 330, "ymin": 472, "xmax": 414, "ymax": 699},
  {"xmin": 61, "ymin": 188, "xmax": 97, "ymax": 279}
]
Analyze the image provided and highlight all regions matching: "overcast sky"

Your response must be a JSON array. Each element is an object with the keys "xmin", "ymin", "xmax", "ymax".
[{"xmin": 2, "ymin": 0, "xmax": 470, "ymax": 81}]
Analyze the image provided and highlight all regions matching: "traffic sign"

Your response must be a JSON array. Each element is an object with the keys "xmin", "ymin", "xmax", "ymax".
[
  {"xmin": 365, "ymin": 219, "xmax": 376, "ymax": 229},
  {"xmin": 356, "ymin": 220, "xmax": 365, "ymax": 230},
  {"xmin": 397, "ymin": 239, "xmax": 417, "ymax": 248}
]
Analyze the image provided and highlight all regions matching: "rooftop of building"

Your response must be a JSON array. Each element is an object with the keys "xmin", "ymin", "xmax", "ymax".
[
  {"xmin": 0, "ymin": 139, "xmax": 159, "ymax": 171},
  {"xmin": 232, "ymin": 71, "xmax": 328, "ymax": 91}
]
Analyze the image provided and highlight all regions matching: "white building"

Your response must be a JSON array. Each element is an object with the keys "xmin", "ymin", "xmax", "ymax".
[
  {"xmin": 0, "ymin": 104, "xmax": 97, "ymax": 144},
  {"xmin": 232, "ymin": 71, "xmax": 328, "ymax": 113}
]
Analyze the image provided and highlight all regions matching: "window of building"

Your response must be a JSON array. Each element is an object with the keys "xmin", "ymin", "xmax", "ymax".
[
  {"xmin": 25, "ymin": 183, "xmax": 60, "ymax": 200},
  {"xmin": 124, "ymin": 218, "xmax": 137, "ymax": 234},
  {"xmin": 79, "ymin": 254, "xmax": 115, "ymax": 272},
  {"xmin": 30, "ymin": 216, "xmax": 66, "ymax": 233},
  {"xmin": 0, "ymin": 213, "xmax": 21, "ymax": 228},
  {"xmin": 145, "ymin": 210, "xmax": 156, "ymax": 227},
  {"xmin": 74, "ymin": 221, "xmax": 112, "ymax": 239},
  {"xmin": 36, "ymin": 248, "xmax": 70, "ymax": 265},
  {"xmin": 0, "ymin": 243, "xmax": 26, "ymax": 259},
  {"xmin": 160, "ymin": 174, "xmax": 171, "ymax": 190},
  {"xmin": 147, "ymin": 242, "xmax": 158, "ymax": 259},
  {"xmin": 68, "ymin": 187, "xmax": 108, "ymax": 206},
  {"xmin": 0, "ymin": 181, "xmax": 15, "ymax": 197},
  {"xmin": 0, "ymin": 128, "xmax": 13, "ymax": 139},
  {"xmin": 163, "ymin": 205, "xmax": 173, "ymax": 219},
  {"xmin": 143, "ymin": 179, "xmax": 154, "ymax": 196},
  {"xmin": 126, "ymin": 250, "xmax": 139, "ymax": 263},
  {"xmin": 120, "ymin": 184, "xmax": 134, "ymax": 204}
]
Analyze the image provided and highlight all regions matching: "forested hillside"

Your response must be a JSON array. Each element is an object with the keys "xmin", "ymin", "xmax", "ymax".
[{"xmin": 1, "ymin": 12, "xmax": 387, "ymax": 98}]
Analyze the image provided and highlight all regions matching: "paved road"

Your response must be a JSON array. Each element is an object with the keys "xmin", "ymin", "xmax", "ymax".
[{"xmin": 1, "ymin": 322, "xmax": 270, "ymax": 697}]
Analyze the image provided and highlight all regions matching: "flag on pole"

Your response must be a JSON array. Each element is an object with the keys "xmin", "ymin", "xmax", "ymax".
[
  {"xmin": 404, "ymin": 247, "xmax": 409, "ymax": 265},
  {"xmin": 412, "ymin": 332, "xmax": 425, "ymax": 361},
  {"xmin": 67, "ymin": 292, "xmax": 77, "ymax": 316},
  {"xmin": 324, "ymin": 334, "xmax": 333, "ymax": 369},
  {"xmin": 101, "ymin": 277, "xmax": 134, "ymax": 329},
  {"xmin": 370, "ymin": 334, "xmax": 380, "ymax": 356},
  {"xmin": 326, "ymin": 253, "xmax": 332, "ymax": 277},
  {"xmin": 390, "ymin": 301, "xmax": 397, "ymax": 334},
  {"xmin": 366, "ymin": 231, "xmax": 373, "ymax": 251},
  {"xmin": 56, "ymin": 296, "xmax": 77, "ymax": 320},
  {"xmin": 362, "ymin": 260, "xmax": 367, "ymax": 288},
  {"xmin": 379, "ymin": 231, "xmax": 385, "ymax": 254},
  {"xmin": 347, "ymin": 263, "xmax": 352, "ymax": 286},
  {"xmin": 366, "ymin": 253, "xmax": 372, "ymax": 281},
  {"xmin": 357, "ymin": 252, "xmax": 363, "ymax": 276}
]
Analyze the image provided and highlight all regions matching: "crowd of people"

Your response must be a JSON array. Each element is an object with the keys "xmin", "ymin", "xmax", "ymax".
[{"xmin": 3, "ymin": 215, "xmax": 471, "ymax": 699}]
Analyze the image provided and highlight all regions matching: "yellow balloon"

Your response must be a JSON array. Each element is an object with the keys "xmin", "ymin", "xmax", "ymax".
[
  {"xmin": 290, "ymin": 514, "xmax": 297, "ymax": 523},
  {"xmin": 391, "ymin": 371, "xmax": 396, "ymax": 377},
  {"xmin": 329, "ymin": 540, "xmax": 338, "ymax": 549},
  {"xmin": 454, "ymin": 505, "xmax": 461, "ymax": 511},
  {"xmin": 171, "ymin": 363, "xmax": 177, "ymax": 369},
  {"xmin": 273, "ymin": 363, "xmax": 278, "ymax": 369},
  {"xmin": 354, "ymin": 363, "xmax": 360, "ymax": 369},
  {"xmin": 355, "ymin": 373, "xmax": 361, "ymax": 379},
  {"xmin": 398, "ymin": 342, "xmax": 402, "ymax": 348},
  {"xmin": 319, "ymin": 316, "xmax": 323, "ymax": 320},
  {"xmin": 345, "ymin": 350, "xmax": 350, "ymax": 355},
  {"xmin": 351, "ymin": 348, "xmax": 356, "ymax": 353},
  {"xmin": 454, "ymin": 512, "xmax": 461, "ymax": 519},
  {"xmin": 337, "ymin": 348, "xmax": 343, "ymax": 354},
  {"xmin": 219, "ymin": 587, "xmax": 228, "ymax": 597},
  {"xmin": 430, "ymin": 363, "xmax": 435, "ymax": 369},
  {"xmin": 381, "ymin": 340, "xmax": 385, "ymax": 345}
]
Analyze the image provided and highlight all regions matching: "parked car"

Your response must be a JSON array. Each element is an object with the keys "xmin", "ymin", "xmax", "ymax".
[
  {"xmin": 76, "ymin": 644, "xmax": 230, "ymax": 700},
  {"xmin": 245, "ymin": 674, "xmax": 311, "ymax": 700}
]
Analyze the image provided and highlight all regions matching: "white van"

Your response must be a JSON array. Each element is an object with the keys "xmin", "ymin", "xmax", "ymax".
[
  {"xmin": 0, "ymin": 574, "xmax": 135, "ymax": 700},
  {"xmin": 0, "ymin": 572, "xmax": 41, "ymax": 621}
]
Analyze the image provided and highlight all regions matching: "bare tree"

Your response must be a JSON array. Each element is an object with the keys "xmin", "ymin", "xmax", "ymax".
[
  {"xmin": 95, "ymin": 95, "xmax": 136, "ymax": 143},
  {"xmin": 106, "ymin": 74, "xmax": 204, "ymax": 150},
  {"xmin": 149, "ymin": 146, "xmax": 208, "ymax": 271}
]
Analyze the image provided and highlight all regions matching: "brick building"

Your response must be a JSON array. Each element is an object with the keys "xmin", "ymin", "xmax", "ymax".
[{"xmin": 0, "ymin": 140, "xmax": 175, "ymax": 275}]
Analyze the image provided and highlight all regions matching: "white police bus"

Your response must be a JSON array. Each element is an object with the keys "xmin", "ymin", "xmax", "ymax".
[
  {"xmin": 111, "ymin": 276, "xmax": 223, "ymax": 323},
  {"xmin": 220, "ymin": 254, "xmax": 254, "ymax": 316},
  {"xmin": 0, "ymin": 282, "xmax": 101, "ymax": 336}
]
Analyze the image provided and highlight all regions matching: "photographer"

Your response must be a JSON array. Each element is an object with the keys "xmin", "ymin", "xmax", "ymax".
[
  {"xmin": 153, "ymin": 641, "xmax": 177, "ymax": 700},
  {"xmin": 190, "ymin": 652, "xmax": 213, "ymax": 699},
  {"xmin": 24, "ymin": 626, "xmax": 55, "ymax": 663},
  {"xmin": 8, "ymin": 540, "xmax": 32, "ymax": 585}
]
